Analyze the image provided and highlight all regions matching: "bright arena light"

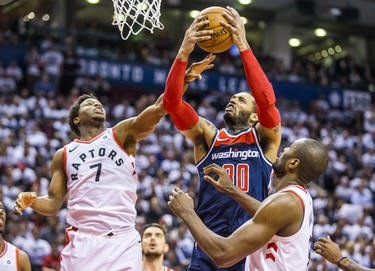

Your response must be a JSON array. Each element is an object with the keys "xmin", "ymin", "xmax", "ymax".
[
  {"xmin": 258, "ymin": 21, "xmax": 266, "ymax": 28},
  {"xmin": 190, "ymin": 10, "xmax": 200, "ymax": 18},
  {"xmin": 87, "ymin": 0, "xmax": 100, "ymax": 4},
  {"xmin": 288, "ymin": 38, "xmax": 301, "ymax": 47},
  {"xmin": 238, "ymin": 0, "xmax": 252, "ymax": 5},
  {"xmin": 328, "ymin": 47, "xmax": 335, "ymax": 55},
  {"xmin": 241, "ymin": 17, "xmax": 248, "ymax": 24},
  {"xmin": 27, "ymin": 12, "xmax": 35, "ymax": 19},
  {"xmin": 42, "ymin": 14, "xmax": 50, "ymax": 21},
  {"xmin": 314, "ymin": 28, "xmax": 327, "ymax": 37}
]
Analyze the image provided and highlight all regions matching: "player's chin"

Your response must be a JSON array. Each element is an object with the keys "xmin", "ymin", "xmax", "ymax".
[{"xmin": 92, "ymin": 116, "xmax": 105, "ymax": 122}]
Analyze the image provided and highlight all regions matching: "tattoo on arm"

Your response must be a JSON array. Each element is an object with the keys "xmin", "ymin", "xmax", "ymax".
[
  {"xmin": 272, "ymin": 125, "xmax": 280, "ymax": 135},
  {"xmin": 203, "ymin": 119, "xmax": 216, "ymax": 133}
]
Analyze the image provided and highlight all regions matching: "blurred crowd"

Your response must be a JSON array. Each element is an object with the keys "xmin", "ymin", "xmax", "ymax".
[{"xmin": 0, "ymin": 24, "xmax": 375, "ymax": 271}]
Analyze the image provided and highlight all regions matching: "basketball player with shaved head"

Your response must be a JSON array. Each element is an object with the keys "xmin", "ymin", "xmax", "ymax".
[
  {"xmin": 142, "ymin": 223, "xmax": 174, "ymax": 271},
  {"xmin": 0, "ymin": 201, "xmax": 31, "ymax": 271},
  {"xmin": 169, "ymin": 138, "xmax": 329, "ymax": 271},
  {"xmin": 13, "ymin": 59, "xmax": 213, "ymax": 271},
  {"xmin": 163, "ymin": 6, "xmax": 281, "ymax": 271}
]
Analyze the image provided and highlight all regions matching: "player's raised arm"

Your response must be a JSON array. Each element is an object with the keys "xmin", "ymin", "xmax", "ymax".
[
  {"xmin": 114, "ymin": 53, "xmax": 216, "ymax": 155},
  {"xmin": 222, "ymin": 6, "xmax": 281, "ymax": 162},
  {"xmin": 162, "ymin": 17, "xmax": 217, "ymax": 156}
]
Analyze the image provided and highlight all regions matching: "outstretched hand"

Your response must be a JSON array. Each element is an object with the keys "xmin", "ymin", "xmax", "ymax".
[
  {"xmin": 168, "ymin": 187, "xmax": 194, "ymax": 218},
  {"xmin": 221, "ymin": 6, "xmax": 250, "ymax": 52},
  {"xmin": 185, "ymin": 53, "xmax": 216, "ymax": 84},
  {"xmin": 203, "ymin": 163, "xmax": 234, "ymax": 193},
  {"xmin": 314, "ymin": 236, "xmax": 342, "ymax": 264},
  {"xmin": 178, "ymin": 16, "xmax": 213, "ymax": 60},
  {"xmin": 14, "ymin": 192, "xmax": 37, "ymax": 215}
]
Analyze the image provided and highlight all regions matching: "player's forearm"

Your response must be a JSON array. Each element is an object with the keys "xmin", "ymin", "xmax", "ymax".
[
  {"xmin": 30, "ymin": 196, "xmax": 62, "ymax": 216},
  {"xmin": 225, "ymin": 185, "xmax": 261, "ymax": 216},
  {"xmin": 338, "ymin": 257, "xmax": 374, "ymax": 271},
  {"xmin": 163, "ymin": 59, "xmax": 199, "ymax": 130},
  {"xmin": 240, "ymin": 49, "xmax": 280, "ymax": 128},
  {"xmin": 240, "ymin": 49, "xmax": 272, "ymax": 99},
  {"xmin": 163, "ymin": 58, "xmax": 188, "ymax": 112},
  {"xmin": 179, "ymin": 211, "xmax": 230, "ymax": 266}
]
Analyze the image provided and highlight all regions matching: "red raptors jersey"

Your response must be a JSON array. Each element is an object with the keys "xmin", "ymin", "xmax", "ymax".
[
  {"xmin": 246, "ymin": 185, "xmax": 313, "ymax": 271},
  {"xmin": 64, "ymin": 128, "xmax": 138, "ymax": 234},
  {"xmin": 0, "ymin": 241, "xmax": 19, "ymax": 271}
]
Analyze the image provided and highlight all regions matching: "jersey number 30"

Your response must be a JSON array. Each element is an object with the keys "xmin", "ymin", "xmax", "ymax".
[{"xmin": 222, "ymin": 163, "xmax": 249, "ymax": 192}]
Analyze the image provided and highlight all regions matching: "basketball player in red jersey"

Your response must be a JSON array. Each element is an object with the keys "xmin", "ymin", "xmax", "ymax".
[
  {"xmin": 142, "ymin": 223, "xmax": 175, "ymax": 271},
  {"xmin": 13, "ymin": 59, "xmax": 214, "ymax": 271},
  {"xmin": 163, "ymin": 6, "xmax": 281, "ymax": 270},
  {"xmin": 169, "ymin": 138, "xmax": 329, "ymax": 271},
  {"xmin": 0, "ymin": 201, "xmax": 31, "ymax": 271}
]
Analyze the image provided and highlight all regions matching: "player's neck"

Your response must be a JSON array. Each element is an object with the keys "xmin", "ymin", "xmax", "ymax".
[
  {"xmin": 143, "ymin": 257, "xmax": 164, "ymax": 271},
  {"xmin": 0, "ymin": 239, "xmax": 4, "ymax": 254},
  {"xmin": 276, "ymin": 180, "xmax": 305, "ymax": 192},
  {"xmin": 226, "ymin": 124, "xmax": 250, "ymax": 134},
  {"xmin": 78, "ymin": 126, "xmax": 105, "ymax": 140}
]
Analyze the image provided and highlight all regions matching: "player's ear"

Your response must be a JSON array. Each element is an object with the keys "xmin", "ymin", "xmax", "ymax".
[
  {"xmin": 249, "ymin": 112, "xmax": 258, "ymax": 123},
  {"xmin": 73, "ymin": 117, "xmax": 80, "ymax": 125},
  {"xmin": 163, "ymin": 243, "xmax": 169, "ymax": 253},
  {"xmin": 287, "ymin": 158, "xmax": 300, "ymax": 169}
]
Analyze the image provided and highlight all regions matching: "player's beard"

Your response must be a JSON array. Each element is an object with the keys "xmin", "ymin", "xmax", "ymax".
[
  {"xmin": 144, "ymin": 251, "xmax": 163, "ymax": 260},
  {"xmin": 224, "ymin": 110, "xmax": 251, "ymax": 128},
  {"xmin": 272, "ymin": 159, "xmax": 287, "ymax": 179}
]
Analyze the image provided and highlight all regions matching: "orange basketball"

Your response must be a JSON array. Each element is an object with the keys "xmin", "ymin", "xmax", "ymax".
[{"xmin": 197, "ymin": 6, "xmax": 233, "ymax": 53}]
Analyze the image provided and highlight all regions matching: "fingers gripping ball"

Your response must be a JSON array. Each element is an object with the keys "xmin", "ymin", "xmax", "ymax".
[{"xmin": 197, "ymin": 6, "xmax": 233, "ymax": 53}]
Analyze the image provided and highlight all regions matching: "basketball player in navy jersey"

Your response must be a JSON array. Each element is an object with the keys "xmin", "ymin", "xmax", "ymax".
[
  {"xmin": 142, "ymin": 223, "xmax": 175, "ymax": 271},
  {"xmin": 13, "ymin": 59, "xmax": 214, "ymax": 271},
  {"xmin": 163, "ymin": 6, "xmax": 281, "ymax": 271},
  {"xmin": 169, "ymin": 138, "xmax": 329, "ymax": 271},
  {"xmin": 0, "ymin": 201, "xmax": 31, "ymax": 271}
]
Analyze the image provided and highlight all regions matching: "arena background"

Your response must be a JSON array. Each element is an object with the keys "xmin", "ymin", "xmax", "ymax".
[{"xmin": 0, "ymin": 0, "xmax": 374, "ymax": 270}]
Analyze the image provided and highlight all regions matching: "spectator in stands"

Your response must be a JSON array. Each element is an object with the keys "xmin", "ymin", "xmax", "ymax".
[
  {"xmin": 21, "ymin": 227, "xmax": 51, "ymax": 271},
  {"xmin": 41, "ymin": 242, "xmax": 60, "ymax": 271}
]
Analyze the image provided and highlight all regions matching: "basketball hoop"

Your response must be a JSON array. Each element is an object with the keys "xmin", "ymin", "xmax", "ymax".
[{"xmin": 112, "ymin": 0, "xmax": 164, "ymax": 40}]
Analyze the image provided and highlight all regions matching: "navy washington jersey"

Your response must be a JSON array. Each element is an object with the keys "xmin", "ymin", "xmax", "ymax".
[{"xmin": 196, "ymin": 127, "xmax": 272, "ymax": 235}]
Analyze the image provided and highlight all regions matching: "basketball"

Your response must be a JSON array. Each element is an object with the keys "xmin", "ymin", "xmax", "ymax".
[{"xmin": 197, "ymin": 6, "xmax": 233, "ymax": 53}]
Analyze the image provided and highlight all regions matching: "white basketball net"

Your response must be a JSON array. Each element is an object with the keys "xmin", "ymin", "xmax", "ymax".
[{"xmin": 112, "ymin": 0, "xmax": 164, "ymax": 40}]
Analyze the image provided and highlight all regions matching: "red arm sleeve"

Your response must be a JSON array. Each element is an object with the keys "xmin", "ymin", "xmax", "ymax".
[
  {"xmin": 163, "ymin": 58, "xmax": 199, "ymax": 130},
  {"xmin": 240, "ymin": 49, "xmax": 281, "ymax": 128}
]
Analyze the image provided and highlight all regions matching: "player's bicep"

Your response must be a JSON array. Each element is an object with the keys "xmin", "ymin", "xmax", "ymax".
[
  {"xmin": 115, "ymin": 96, "xmax": 166, "ymax": 142},
  {"xmin": 132, "ymin": 105, "xmax": 166, "ymax": 140},
  {"xmin": 48, "ymin": 149, "xmax": 68, "ymax": 207},
  {"xmin": 223, "ymin": 196, "xmax": 291, "ymax": 265},
  {"xmin": 256, "ymin": 123, "xmax": 281, "ymax": 162},
  {"xmin": 181, "ymin": 117, "xmax": 216, "ymax": 146}
]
